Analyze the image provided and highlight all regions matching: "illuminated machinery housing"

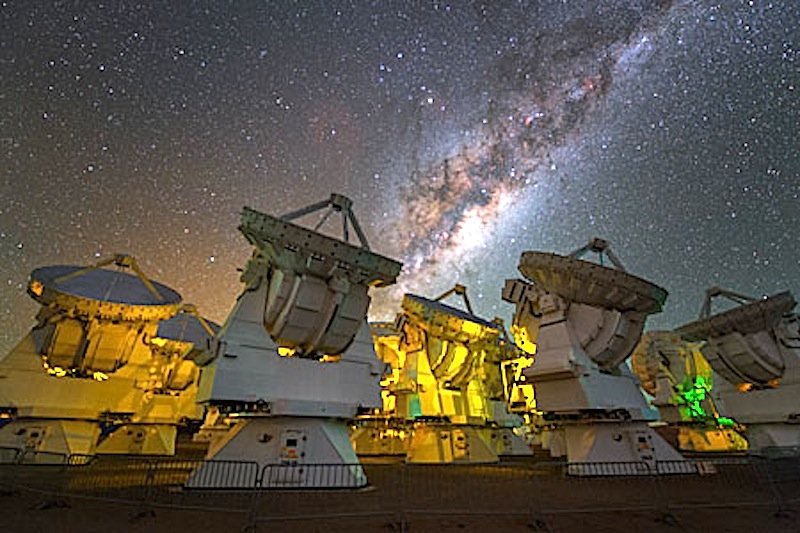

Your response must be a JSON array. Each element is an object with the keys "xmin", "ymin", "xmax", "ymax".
[
  {"xmin": 677, "ymin": 287, "xmax": 800, "ymax": 451},
  {"xmin": 348, "ymin": 321, "xmax": 411, "ymax": 456},
  {"xmin": 631, "ymin": 331, "xmax": 748, "ymax": 453},
  {"xmin": 0, "ymin": 255, "xmax": 215, "ymax": 462},
  {"xmin": 502, "ymin": 238, "xmax": 689, "ymax": 474},
  {"xmin": 191, "ymin": 194, "xmax": 401, "ymax": 488},
  {"xmin": 502, "ymin": 302, "xmax": 539, "ymax": 446},
  {"xmin": 353, "ymin": 285, "xmax": 532, "ymax": 463}
]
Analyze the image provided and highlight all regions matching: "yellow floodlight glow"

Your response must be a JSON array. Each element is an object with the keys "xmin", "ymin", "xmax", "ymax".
[
  {"xmin": 514, "ymin": 356, "xmax": 534, "ymax": 378},
  {"xmin": 47, "ymin": 366, "xmax": 68, "ymax": 378},
  {"xmin": 381, "ymin": 428, "xmax": 407, "ymax": 439},
  {"xmin": 29, "ymin": 279, "xmax": 44, "ymax": 296},
  {"xmin": 277, "ymin": 347, "xmax": 295, "ymax": 357},
  {"xmin": 460, "ymin": 320, "xmax": 482, "ymax": 337},
  {"xmin": 510, "ymin": 324, "xmax": 537, "ymax": 355}
]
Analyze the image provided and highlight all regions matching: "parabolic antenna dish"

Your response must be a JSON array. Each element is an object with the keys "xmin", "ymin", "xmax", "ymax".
[
  {"xmin": 156, "ymin": 313, "xmax": 220, "ymax": 345},
  {"xmin": 519, "ymin": 252, "xmax": 667, "ymax": 315},
  {"xmin": 677, "ymin": 292, "xmax": 796, "ymax": 342},
  {"xmin": 403, "ymin": 294, "xmax": 500, "ymax": 339},
  {"xmin": 240, "ymin": 206, "xmax": 402, "ymax": 288},
  {"xmin": 28, "ymin": 265, "xmax": 182, "ymax": 322}
]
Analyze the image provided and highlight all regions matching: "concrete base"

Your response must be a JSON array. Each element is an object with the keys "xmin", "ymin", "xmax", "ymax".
[
  {"xmin": 350, "ymin": 421, "xmax": 409, "ymax": 456},
  {"xmin": 192, "ymin": 407, "xmax": 233, "ymax": 449},
  {"xmin": 560, "ymin": 422, "xmax": 693, "ymax": 476},
  {"xmin": 187, "ymin": 416, "xmax": 366, "ymax": 488},
  {"xmin": 96, "ymin": 424, "xmax": 176, "ymax": 455},
  {"xmin": 0, "ymin": 420, "xmax": 181, "ymax": 463},
  {"xmin": 406, "ymin": 424, "xmax": 498, "ymax": 464},
  {"xmin": 745, "ymin": 423, "xmax": 800, "ymax": 451},
  {"xmin": 478, "ymin": 427, "xmax": 533, "ymax": 457},
  {"xmin": 540, "ymin": 427, "xmax": 566, "ymax": 457},
  {"xmin": 0, "ymin": 419, "xmax": 99, "ymax": 463}
]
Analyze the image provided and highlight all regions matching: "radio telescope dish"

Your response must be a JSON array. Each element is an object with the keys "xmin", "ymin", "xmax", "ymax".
[
  {"xmin": 28, "ymin": 254, "xmax": 181, "ymax": 322},
  {"xmin": 504, "ymin": 238, "xmax": 687, "ymax": 472},
  {"xmin": 364, "ymin": 284, "xmax": 525, "ymax": 464},
  {"xmin": 519, "ymin": 252, "xmax": 667, "ymax": 315},
  {"xmin": 0, "ymin": 254, "xmax": 205, "ymax": 461},
  {"xmin": 192, "ymin": 193, "xmax": 402, "ymax": 488},
  {"xmin": 400, "ymin": 291, "xmax": 505, "ymax": 393},
  {"xmin": 677, "ymin": 291, "xmax": 795, "ymax": 341},
  {"xmin": 238, "ymin": 196, "xmax": 401, "ymax": 357},
  {"xmin": 675, "ymin": 287, "xmax": 800, "ymax": 450},
  {"xmin": 155, "ymin": 306, "xmax": 219, "ymax": 346},
  {"xmin": 677, "ymin": 290, "xmax": 796, "ymax": 389},
  {"xmin": 403, "ymin": 294, "xmax": 500, "ymax": 336}
]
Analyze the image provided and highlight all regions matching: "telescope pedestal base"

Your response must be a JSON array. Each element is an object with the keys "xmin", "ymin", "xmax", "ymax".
[
  {"xmin": 551, "ymin": 421, "xmax": 692, "ymax": 475},
  {"xmin": 406, "ymin": 424, "xmax": 498, "ymax": 464},
  {"xmin": 744, "ymin": 423, "xmax": 800, "ymax": 452},
  {"xmin": 188, "ymin": 416, "xmax": 366, "ymax": 489},
  {"xmin": 0, "ymin": 419, "xmax": 99, "ymax": 463},
  {"xmin": 477, "ymin": 427, "xmax": 533, "ymax": 457},
  {"xmin": 351, "ymin": 420, "xmax": 409, "ymax": 456},
  {"xmin": 0, "ymin": 419, "xmax": 180, "ymax": 463},
  {"xmin": 676, "ymin": 426, "xmax": 748, "ymax": 453},
  {"xmin": 96, "ymin": 424, "xmax": 176, "ymax": 456}
]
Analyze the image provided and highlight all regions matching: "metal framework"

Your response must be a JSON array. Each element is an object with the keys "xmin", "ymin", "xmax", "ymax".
[
  {"xmin": 279, "ymin": 193, "xmax": 372, "ymax": 250},
  {"xmin": 568, "ymin": 237, "xmax": 626, "ymax": 272}
]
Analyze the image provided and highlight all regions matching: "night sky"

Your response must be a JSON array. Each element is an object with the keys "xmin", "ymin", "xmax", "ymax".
[{"xmin": 2, "ymin": 1, "xmax": 798, "ymax": 353}]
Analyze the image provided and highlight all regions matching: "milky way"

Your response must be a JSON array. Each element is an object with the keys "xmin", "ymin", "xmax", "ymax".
[{"xmin": 376, "ymin": 1, "xmax": 679, "ymax": 312}]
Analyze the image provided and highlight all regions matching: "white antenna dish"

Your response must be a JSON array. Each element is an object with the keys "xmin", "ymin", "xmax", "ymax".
[
  {"xmin": 28, "ymin": 254, "xmax": 181, "ymax": 322},
  {"xmin": 519, "ymin": 250, "xmax": 666, "ymax": 315}
]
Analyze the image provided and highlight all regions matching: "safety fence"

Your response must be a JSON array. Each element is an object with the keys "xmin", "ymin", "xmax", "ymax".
[{"xmin": 1, "ymin": 452, "xmax": 799, "ymax": 530}]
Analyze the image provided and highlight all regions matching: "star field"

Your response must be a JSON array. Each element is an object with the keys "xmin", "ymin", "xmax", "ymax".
[{"xmin": 1, "ymin": 1, "xmax": 798, "ymax": 353}]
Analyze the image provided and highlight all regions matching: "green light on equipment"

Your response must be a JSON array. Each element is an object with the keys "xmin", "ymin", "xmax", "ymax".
[
  {"xmin": 409, "ymin": 396, "xmax": 422, "ymax": 419},
  {"xmin": 717, "ymin": 417, "xmax": 736, "ymax": 428},
  {"xmin": 677, "ymin": 375, "xmax": 711, "ymax": 420}
]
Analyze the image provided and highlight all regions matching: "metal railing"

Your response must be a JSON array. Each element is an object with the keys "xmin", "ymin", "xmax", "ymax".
[
  {"xmin": 260, "ymin": 463, "xmax": 367, "ymax": 489},
  {"xmin": 565, "ymin": 460, "xmax": 652, "ymax": 476}
]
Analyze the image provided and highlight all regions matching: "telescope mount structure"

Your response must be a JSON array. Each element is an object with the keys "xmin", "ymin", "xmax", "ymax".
[
  {"xmin": 191, "ymin": 194, "xmax": 402, "ymax": 488},
  {"xmin": 677, "ymin": 287, "xmax": 800, "ymax": 451},
  {"xmin": 502, "ymin": 238, "xmax": 689, "ymax": 474},
  {"xmin": 0, "ymin": 255, "xmax": 212, "ymax": 462}
]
